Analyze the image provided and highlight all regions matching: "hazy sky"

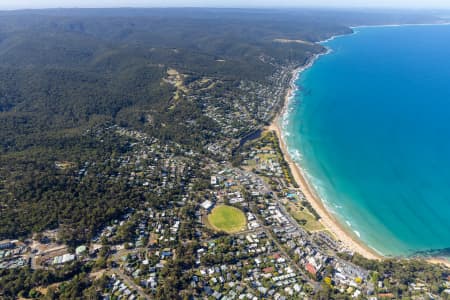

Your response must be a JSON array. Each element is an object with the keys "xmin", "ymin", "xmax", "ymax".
[{"xmin": 1, "ymin": 0, "xmax": 449, "ymax": 10}]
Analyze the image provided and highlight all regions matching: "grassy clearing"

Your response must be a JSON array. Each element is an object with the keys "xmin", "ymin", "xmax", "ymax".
[
  {"xmin": 288, "ymin": 203, "xmax": 325, "ymax": 232},
  {"xmin": 293, "ymin": 210, "xmax": 324, "ymax": 232},
  {"xmin": 207, "ymin": 205, "xmax": 247, "ymax": 233}
]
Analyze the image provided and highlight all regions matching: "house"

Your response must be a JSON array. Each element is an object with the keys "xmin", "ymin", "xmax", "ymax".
[
  {"xmin": 305, "ymin": 263, "xmax": 317, "ymax": 276},
  {"xmin": 53, "ymin": 254, "xmax": 75, "ymax": 265},
  {"xmin": 75, "ymin": 245, "xmax": 87, "ymax": 256},
  {"xmin": 201, "ymin": 200, "xmax": 214, "ymax": 211},
  {"xmin": 0, "ymin": 240, "xmax": 15, "ymax": 250},
  {"xmin": 161, "ymin": 251, "xmax": 172, "ymax": 259},
  {"xmin": 378, "ymin": 293, "xmax": 395, "ymax": 299}
]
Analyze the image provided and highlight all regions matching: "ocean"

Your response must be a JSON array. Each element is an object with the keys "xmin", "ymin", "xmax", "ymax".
[{"xmin": 283, "ymin": 24, "xmax": 450, "ymax": 257}]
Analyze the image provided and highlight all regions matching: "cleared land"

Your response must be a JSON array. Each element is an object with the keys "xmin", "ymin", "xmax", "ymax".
[
  {"xmin": 285, "ymin": 201, "xmax": 325, "ymax": 232},
  {"xmin": 292, "ymin": 209, "xmax": 325, "ymax": 232},
  {"xmin": 207, "ymin": 205, "xmax": 247, "ymax": 233}
]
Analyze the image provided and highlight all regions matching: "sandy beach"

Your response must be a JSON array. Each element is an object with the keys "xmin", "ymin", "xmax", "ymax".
[
  {"xmin": 426, "ymin": 258, "xmax": 450, "ymax": 268},
  {"xmin": 268, "ymin": 64, "xmax": 382, "ymax": 260},
  {"xmin": 269, "ymin": 61, "xmax": 450, "ymax": 269}
]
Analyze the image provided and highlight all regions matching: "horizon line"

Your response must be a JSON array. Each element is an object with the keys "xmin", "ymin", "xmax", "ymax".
[{"xmin": 1, "ymin": 6, "xmax": 450, "ymax": 12}]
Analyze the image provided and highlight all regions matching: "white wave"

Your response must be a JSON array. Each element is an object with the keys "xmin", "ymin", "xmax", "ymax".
[
  {"xmin": 353, "ymin": 230, "xmax": 361, "ymax": 238},
  {"xmin": 327, "ymin": 207, "xmax": 337, "ymax": 215},
  {"xmin": 289, "ymin": 149, "xmax": 303, "ymax": 162},
  {"xmin": 346, "ymin": 220, "xmax": 352, "ymax": 227},
  {"xmin": 367, "ymin": 244, "xmax": 385, "ymax": 256},
  {"xmin": 279, "ymin": 50, "xmax": 332, "ymax": 126}
]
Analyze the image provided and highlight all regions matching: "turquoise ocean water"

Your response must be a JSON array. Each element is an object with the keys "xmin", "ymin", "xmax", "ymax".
[{"xmin": 283, "ymin": 25, "xmax": 450, "ymax": 257}]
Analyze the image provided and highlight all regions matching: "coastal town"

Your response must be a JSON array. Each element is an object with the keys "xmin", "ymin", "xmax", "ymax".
[
  {"xmin": 1, "ymin": 9, "xmax": 450, "ymax": 300},
  {"xmin": 1, "ymin": 97, "xmax": 450, "ymax": 298}
]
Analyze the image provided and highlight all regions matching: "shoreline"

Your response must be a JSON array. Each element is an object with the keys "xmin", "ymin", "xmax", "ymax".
[
  {"xmin": 321, "ymin": 22, "xmax": 450, "ymax": 45},
  {"xmin": 350, "ymin": 21, "xmax": 450, "ymax": 29},
  {"xmin": 268, "ymin": 55, "xmax": 382, "ymax": 260},
  {"xmin": 269, "ymin": 28, "xmax": 450, "ymax": 267}
]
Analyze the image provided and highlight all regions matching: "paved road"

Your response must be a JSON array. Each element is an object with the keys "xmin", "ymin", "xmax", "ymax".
[
  {"xmin": 108, "ymin": 268, "xmax": 151, "ymax": 300},
  {"xmin": 110, "ymin": 250, "xmax": 151, "ymax": 299},
  {"xmin": 244, "ymin": 169, "xmax": 322, "ymax": 290}
]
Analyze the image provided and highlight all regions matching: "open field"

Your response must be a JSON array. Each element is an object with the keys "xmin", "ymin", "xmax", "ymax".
[
  {"xmin": 292, "ymin": 208, "xmax": 325, "ymax": 232},
  {"xmin": 207, "ymin": 205, "xmax": 247, "ymax": 233},
  {"xmin": 283, "ymin": 199, "xmax": 325, "ymax": 232}
]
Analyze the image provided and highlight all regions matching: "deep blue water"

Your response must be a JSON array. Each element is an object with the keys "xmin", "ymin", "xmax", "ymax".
[{"xmin": 284, "ymin": 25, "xmax": 450, "ymax": 257}]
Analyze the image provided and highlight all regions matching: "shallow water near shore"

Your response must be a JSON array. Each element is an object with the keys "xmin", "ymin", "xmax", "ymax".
[{"xmin": 284, "ymin": 24, "xmax": 450, "ymax": 257}]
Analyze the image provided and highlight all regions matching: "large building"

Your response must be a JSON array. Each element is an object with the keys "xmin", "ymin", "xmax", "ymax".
[
  {"xmin": 201, "ymin": 200, "xmax": 214, "ymax": 211},
  {"xmin": 0, "ymin": 240, "xmax": 15, "ymax": 250}
]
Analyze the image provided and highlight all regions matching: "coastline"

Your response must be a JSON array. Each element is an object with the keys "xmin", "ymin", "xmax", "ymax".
[
  {"xmin": 350, "ymin": 21, "xmax": 450, "ymax": 29},
  {"xmin": 321, "ymin": 22, "xmax": 450, "ymax": 45},
  {"xmin": 269, "ymin": 27, "xmax": 450, "ymax": 267},
  {"xmin": 268, "ymin": 69, "xmax": 382, "ymax": 260},
  {"xmin": 268, "ymin": 50, "xmax": 382, "ymax": 260},
  {"xmin": 427, "ymin": 258, "xmax": 450, "ymax": 269}
]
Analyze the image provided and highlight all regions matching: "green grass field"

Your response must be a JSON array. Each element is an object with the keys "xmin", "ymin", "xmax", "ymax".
[
  {"xmin": 207, "ymin": 205, "xmax": 247, "ymax": 233},
  {"xmin": 292, "ymin": 209, "xmax": 325, "ymax": 232}
]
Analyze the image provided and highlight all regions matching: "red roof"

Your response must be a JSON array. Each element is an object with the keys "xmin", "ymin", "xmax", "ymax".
[
  {"xmin": 263, "ymin": 267, "xmax": 274, "ymax": 274},
  {"xmin": 272, "ymin": 253, "xmax": 281, "ymax": 259},
  {"xmin": 305, "ymin": 263, "xmax": 317, "ymax": 275}
]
